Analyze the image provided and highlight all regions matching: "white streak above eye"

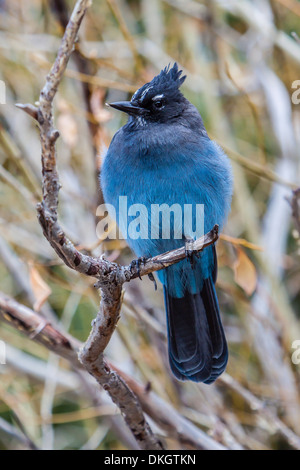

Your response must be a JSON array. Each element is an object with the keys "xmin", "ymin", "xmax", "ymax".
[
  {"xmin": 152, "ymin": 94, "xmax": 164, "ymax": 101},
  {"xmin": 132, "ymin": 89, "xmax": 139, "ymax": 101},
  {"xmin": 140, "ymin": 85, "xmax": 153, "ymax": 102}
]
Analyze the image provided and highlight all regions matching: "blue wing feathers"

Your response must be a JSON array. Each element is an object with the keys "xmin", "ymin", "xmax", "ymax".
[{"xmin": 101, "ymin": 126, "xmax": 232, "ymax": 383}]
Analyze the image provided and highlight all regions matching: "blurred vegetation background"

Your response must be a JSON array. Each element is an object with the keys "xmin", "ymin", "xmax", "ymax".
[{"xmin": 0, "ymin": 0, "xmax": 300, "ymax": 450}]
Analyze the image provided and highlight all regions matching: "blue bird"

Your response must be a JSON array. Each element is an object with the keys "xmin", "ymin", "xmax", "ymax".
[{"xmin": 101, "ymin": 64, "xmax": 233, "ymax": 384}]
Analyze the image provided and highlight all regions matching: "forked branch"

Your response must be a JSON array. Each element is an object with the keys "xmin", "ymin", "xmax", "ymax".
[{"xmin": 15, "ymin": 0, "xmax": 218, "ymax": 451}]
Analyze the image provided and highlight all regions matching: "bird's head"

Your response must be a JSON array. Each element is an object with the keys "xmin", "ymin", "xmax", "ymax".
[{"xmin": 108, "ymin": 63, "xmax": 188, "ymax": 125}]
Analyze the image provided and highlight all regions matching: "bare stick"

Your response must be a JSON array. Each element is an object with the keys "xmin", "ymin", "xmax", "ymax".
[
  {"xmin": 15, "ymin": 0, "xmax": 165, "ymax": 451},
  {"xmin": 0, "ymin": 292, "xmax": 80, "ymax": 364},
  {"xmin": 0, "ymin": 291, "xmax": 226, "ymax": 450}
]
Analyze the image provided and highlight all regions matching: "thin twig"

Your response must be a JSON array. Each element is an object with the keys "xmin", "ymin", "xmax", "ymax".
[
  {"xmin": 214, "ymin": 138, "xmax": 297, "ymax": 190},
  {"xmin": 0, "ymin": 291, "xmax": 228, "ymax": 450},
  {"xmin": 106, "ymin": 0, "xmax": 143, "ymax": 71},
  {"xmin": 0, "ymin": 417, "xmax": 39, "ymax": 450},
  {"xmin": 219, "ymin": 374, "xmax": 300, "ymax": 450},
  {"xmin": 0, "ymin": 293, "xmax": 79, "ymax": 363}
]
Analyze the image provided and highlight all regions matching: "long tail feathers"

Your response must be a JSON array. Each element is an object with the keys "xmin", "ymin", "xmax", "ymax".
[{"xmin": 164, "ymin": 277, "xmax": 228, "ymax": 384}]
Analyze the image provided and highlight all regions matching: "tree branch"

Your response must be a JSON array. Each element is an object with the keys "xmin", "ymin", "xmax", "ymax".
[
  {"xmin": 14, "ymin": 0, "xmax": 219, "ymax": 450},
  {"xmin": 0, "ymin": 292, "xmax": 80, "ymax": 364},
  {"xmin": 0, "ymin": 291, "xmax": 227, "ymax": 450},
  {"xmin": 15, "ymin": 0, "xmax": 163, "ymax": 451}
]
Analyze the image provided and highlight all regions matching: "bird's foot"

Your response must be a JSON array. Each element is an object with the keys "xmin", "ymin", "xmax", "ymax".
[
  {"xmin": 184, "ymin": 236, "xmax": 199, "ymax": 268},
  {"xmin": 130, "ymin": 256, "xmax": 147, "ymax": 280},
  {"xmin": 148, "ymin": 272, "xmax": 157, "ymax": 291}
]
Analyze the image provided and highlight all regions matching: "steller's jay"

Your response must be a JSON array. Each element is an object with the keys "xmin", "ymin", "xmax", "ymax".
[{"xmin": 101, "ymin": 64, "xmax": 233, "ymax": 384}]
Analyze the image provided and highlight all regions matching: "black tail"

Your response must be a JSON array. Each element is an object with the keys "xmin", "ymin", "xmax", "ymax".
[{"xmin": 164, "ymin": 277, "xmax": 228, "ymax": 384}]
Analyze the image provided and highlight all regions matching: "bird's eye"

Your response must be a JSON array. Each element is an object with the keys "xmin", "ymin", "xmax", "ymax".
[{"xmin": 154, "ymin": 100, "xmax": 164, "ymax": 109}]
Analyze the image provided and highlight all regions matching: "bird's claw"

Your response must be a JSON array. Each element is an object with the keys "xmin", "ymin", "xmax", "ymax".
[
  {"xmin": 184, "ymin": 237, "xmax": 199, "ymax": 268},
  {"xmin": 130, "ymin": 256, "xmax": 147, "ymax": 280},
  {"xmin": 148, "ymin": 272, "xmax": 157, "ymax": 291}
]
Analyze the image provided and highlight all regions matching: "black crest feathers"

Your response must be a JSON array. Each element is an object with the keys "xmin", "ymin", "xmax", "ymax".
[
  {"xmin": 156, "ymin": 63, "xmax": 187, "ymax": 89},
  {"xmin": 131, "ymin": 63, "xmax": 186, "ymax": 104}
]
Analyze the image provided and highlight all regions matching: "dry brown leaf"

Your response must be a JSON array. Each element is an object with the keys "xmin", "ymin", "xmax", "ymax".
[
  {"xmin": 29, "ymin": 263, "xmax": 52, "ymax": 312},
  {"xmin": 233, "ymin": 247, "xmax": 257, "ymax": 296}
]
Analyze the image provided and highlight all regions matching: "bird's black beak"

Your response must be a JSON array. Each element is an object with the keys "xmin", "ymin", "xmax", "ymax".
[{"xmin": 107, "ymin": 101, "xmax": 149, "ymax": 116}]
